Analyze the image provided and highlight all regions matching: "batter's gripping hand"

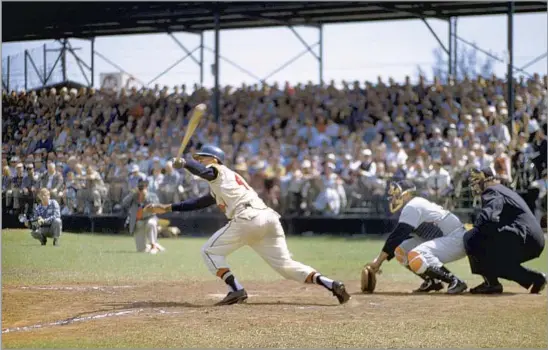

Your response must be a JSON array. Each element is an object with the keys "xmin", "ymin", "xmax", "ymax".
[{"xmin": 173, "ymin": 157, "xmax": 186, "ymax": 170}]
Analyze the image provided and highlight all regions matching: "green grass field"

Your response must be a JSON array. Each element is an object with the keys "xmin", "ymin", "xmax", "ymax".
[{"xmin": 2, "ymin": 229, "xmax": 547, "ymax": 348}]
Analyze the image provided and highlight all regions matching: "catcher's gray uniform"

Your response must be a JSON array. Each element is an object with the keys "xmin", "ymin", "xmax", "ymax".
[
  {"xmin": 121, "ymin": 190, "xmax": 160, "ymax": 252},
  {"xmin": 394, "ymin": 197, "xmax": 467, "ymax": 274}
]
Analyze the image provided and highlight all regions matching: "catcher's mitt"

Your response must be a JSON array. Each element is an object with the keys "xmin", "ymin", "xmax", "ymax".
[{"xmin": 361, "ymin": 266, "xmax": 377, "ymax": 293}]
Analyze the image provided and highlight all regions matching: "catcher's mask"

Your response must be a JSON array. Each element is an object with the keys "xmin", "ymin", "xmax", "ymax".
[
  {"xmin": 468, "ymin": 167, "xmax": 495, "ymax": 196},
  {"xmin": 387, "ymin": 181, "xmax": 416, "ymax": 213}
]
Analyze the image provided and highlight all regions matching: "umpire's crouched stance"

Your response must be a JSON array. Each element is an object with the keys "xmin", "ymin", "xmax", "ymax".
[
  {"xmin": 27, "ymin": 188, "xmax": 63, "ymax": 246},
  {"xmin": 464, "ymin": 168, "xmax": 546, "ymax": 294}
]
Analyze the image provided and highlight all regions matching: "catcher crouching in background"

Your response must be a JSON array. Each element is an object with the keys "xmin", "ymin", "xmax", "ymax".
[
  {"xmin": 120, "ymin": 177, "xmax": 165, "ymax": 254},
  {"xmin": 26, "ymin": 188, "xmax": 63, "ymax": 246},
  {"xmin": 464, "ymin": 167, "xmax": 546, "ymax": 294},
  {"xmin": 365, "ymin": 180, "xmax": 468, "ymax": 294}
]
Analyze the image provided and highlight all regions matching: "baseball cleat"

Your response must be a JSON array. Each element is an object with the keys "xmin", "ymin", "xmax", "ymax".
[
  {"xmin": 446, "ymin": 279, "xmax": 467, "ymax": 294},
  {"xmin": 413, "ymin": 279, "xmax": 444, "ymax": 293},
  {"xmin": 530, "ymin": 273, "xmax": 547, "ymax": 294},
  {"xmin": 215, "ymin": 289, "xmax": 248, "ymax": 306},
  {"xmin": 145, "ymin": 244, "xmax": 152, "ymax": 253},
  {"xmin": 332, "ymin": 281, "xmax": 351, "ymax": 304},
  {"xmin": 154, "ymin": 243, "xmax": 166, "ymax": 252},
  {"xmin": 469, "ymin": 282, "xmax": 503, "ymax": 294},
  {"xmin": 40, "ymin": 236, "xmax": 47, "ymax": 246}
]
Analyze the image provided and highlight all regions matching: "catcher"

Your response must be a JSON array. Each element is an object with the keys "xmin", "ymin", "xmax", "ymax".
[{"xmin": 364, "ymin": 180, "xmax": 468, "ymax": 294}]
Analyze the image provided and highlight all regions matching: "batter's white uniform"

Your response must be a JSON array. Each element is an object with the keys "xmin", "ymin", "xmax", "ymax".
[
  {"xmin": 395, "ymin": 197, "xmax": 467, "ymax": 273},
  {"xmin": 201, "ymin": 163, "xmax": 315, "ymax": 281}
]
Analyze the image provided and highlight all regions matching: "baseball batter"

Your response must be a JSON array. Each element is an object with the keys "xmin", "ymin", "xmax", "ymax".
[
  {"xmin": 144, "ymin": 144, "xmax": 351, "ymax": 306},
  {"xmin": 365, "ymin": 180, "xmax": 468, "ymax": 294}
]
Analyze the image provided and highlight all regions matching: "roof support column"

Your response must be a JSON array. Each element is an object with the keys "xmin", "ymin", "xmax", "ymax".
[
  {"xmin": 213, "ymin": 9, "xmax": 221, "ymax": 123},
  {"xmin": 448, "ymin": 17, "xmax": 453, "ymax": 79},
  {"xmin": 200, "ymin": 32, "xmax": 204, "ymax": 86},
  {"xmin": 507, "ymin": 1, "xmax": 514, "ymax": 131},
  {"xmin": 91, "ymin": 37, "xmax": 95, "ymax": 87},
  {"xmin": 453, "ymin": 18, "xmax": 458, "ymax": 79},
  {"xmin": 319, "ymin": 24, "xmax": 324, "ymax": 86}
]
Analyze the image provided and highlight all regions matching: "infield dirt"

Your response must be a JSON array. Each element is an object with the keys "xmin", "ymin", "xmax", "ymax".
[{"xmin": 3, "ymin": 280, "xmax": 547, "ymax": 348}]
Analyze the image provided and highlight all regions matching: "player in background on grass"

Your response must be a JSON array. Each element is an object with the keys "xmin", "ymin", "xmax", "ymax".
[
  {"xmin": 26, "ymin": 188, "xmax": 63, "ymax": 246},
  {"xmin": 365, "ymin": 180, "xmax": 468, "ymax": 294},
  {"xmin": 144, "ymin": 144, "xmax": 351, "ymax": 306},
  {"xmin": 464, "ymin": 167, "xmax": 546, "ymax": 294},
  {"xmin": 120, "ymin": 177, "xmax": 165, "ymax": 254}
]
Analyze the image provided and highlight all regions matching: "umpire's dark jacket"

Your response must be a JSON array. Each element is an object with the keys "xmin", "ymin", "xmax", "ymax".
[{"xmin": 464, "ymin": 184, "xmax": 545, "ymax": 275}]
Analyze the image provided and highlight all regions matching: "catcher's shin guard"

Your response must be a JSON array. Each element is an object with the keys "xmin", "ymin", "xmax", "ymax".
[{"xmin": 424, "ymin": 266, "xmax": 467, "ymax": 294}]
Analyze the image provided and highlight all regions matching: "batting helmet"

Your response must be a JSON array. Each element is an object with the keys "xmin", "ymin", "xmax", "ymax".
[{"xmin": 193, "ymin": 144, "xmax": 225, "ymax": 164}]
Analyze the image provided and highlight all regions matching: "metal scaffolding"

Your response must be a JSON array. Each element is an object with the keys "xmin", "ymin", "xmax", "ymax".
[{"xmin": 2, "ymin": 0, "xmax": 545, "ymax": 127}]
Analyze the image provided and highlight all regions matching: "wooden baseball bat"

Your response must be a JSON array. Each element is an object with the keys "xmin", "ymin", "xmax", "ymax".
[{"xmin": 176, "ymin": 103, "xmax": 207, "ymax": 159}]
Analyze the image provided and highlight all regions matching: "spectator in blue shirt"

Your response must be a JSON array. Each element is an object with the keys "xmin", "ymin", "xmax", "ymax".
[{"xmin": 27, "ymin": 188, "xmax": 62, "ymax": 246}]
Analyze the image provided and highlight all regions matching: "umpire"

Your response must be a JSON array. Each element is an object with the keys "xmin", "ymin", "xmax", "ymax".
[{"xmin": 464, "ymin": 167, "xmax": 546, "ymax": 294}]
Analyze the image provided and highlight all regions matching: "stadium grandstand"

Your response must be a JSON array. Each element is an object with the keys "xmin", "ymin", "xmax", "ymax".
[{"xmin": 2, "ymin": 2, "xmax": 547, "ymax": 235}]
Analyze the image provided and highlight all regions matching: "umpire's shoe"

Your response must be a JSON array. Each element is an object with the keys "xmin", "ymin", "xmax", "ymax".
[
  {"xmin": 530, "ymin": 273, "xmax": 547, "ymax": 294},
  {"xmin": 413, "ymin": 279, "xmax": 444, "ymax": 293},
  {"xmin": 469, "ymin": 282, "xmax": 503, "ymax": 294},
  {"xmin": 40, "ymin": 236, "xmax": 47, "ymax": 246},
  {"xmin": 215, "ymin": 289, "xmax": 248, "ymax": 306},
  {"xmin": 332, "ymin": 281, "xmax": 351, "ymax": 304},
  {"xmin": 53, "ymin": 238, "xmax": 59, "ymax": 246}
]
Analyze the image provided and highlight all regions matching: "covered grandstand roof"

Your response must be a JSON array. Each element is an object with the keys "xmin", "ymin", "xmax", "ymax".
[{"xmin": 3, "ymin": 1, "xmax": 547, "ymax": 42}]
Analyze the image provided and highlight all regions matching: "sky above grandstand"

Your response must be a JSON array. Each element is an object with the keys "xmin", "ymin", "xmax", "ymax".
[{"xmin": 2, "ymin": 13, "xmax": 546, "ymax": 90}]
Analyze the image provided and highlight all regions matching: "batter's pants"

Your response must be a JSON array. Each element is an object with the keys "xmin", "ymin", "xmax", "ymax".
[
  {"xmin": 395, "ymin": 227, "xmax": 467, "ymax": 274},
  {"xmin": 31, "ymin": 218, "xmax": 62, "ymax": 241},
  {"xmin": 201, "ymin": 208, "xmax": 315, "ymax": 282},
  {"xmin": 134, "ymin": 217, "xmax": 159, "ymax": 252}
]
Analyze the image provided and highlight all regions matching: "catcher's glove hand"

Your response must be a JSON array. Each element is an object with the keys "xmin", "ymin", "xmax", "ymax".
[
  {"xmin": 172, "ymin": 157, "xmax": 186, "ymax": 170},
  {"xmin": 361, "ymin": 265, "xmax": 378, "ymax": 293}
]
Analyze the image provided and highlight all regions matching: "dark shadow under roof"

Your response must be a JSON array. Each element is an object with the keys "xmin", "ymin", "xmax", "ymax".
[{"xmin": 3, "ymin": 1, "xmax": 547, "ymax": 42}]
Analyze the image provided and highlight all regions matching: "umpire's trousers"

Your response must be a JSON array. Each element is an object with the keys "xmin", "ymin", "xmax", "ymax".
[{"xmin": 464, "ymin": 225, "xmax": 545, "ymax": 288}]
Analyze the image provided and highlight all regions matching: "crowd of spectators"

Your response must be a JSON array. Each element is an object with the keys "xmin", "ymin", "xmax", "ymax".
[{"xmin": 2, "ymin": 73, "xmax": 547, "ymax": 222}]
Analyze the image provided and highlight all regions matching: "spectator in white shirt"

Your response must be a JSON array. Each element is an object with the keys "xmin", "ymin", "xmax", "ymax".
[
  {"xmin": 489, "ymin": 116, "xmax": 512, "ymax": 145},
  {"xmin": 475, "ymin": 144, "xmax": 494, "ymax": 169},
  {"xmin": 426, "ymin": 160, "xmax": 452, "ymax": 200},
  {"xmin": 313, "ymin": 163, "xmax": 342, "ymax": 215},
  {"xmin": 386, "ymin": 139, "xmax": 408, "ymax": 167}
]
